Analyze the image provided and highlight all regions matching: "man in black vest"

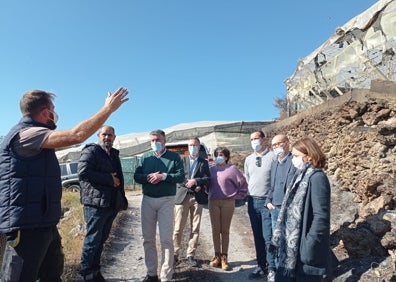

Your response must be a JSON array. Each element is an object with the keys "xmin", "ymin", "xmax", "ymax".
[
  {"xmin": 173, "ymin": 137, "xmax": 211, "ymax": 267},
  {"xmin": 0, "ymin": 88, "xmax": 128, "ymax": 282}
]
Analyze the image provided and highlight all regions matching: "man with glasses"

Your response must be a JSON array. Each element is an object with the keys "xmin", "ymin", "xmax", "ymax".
[
  {"xmin": 266, "ymin": 134, "xmax": 296, "ymax": 231},
  {"xmin": 244, "ymin": 130, "xmax": 276, "ymax": 281}
]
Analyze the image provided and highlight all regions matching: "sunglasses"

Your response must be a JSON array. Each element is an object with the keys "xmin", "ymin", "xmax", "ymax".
[{"xmin": 255, "ymin": 156, "xmax": 262, "ymax": 167}]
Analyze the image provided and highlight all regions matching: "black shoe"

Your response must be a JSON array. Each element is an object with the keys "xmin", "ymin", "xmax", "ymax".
[
  {"xmin": 187, "ymin": 256, "xmax": 198, "ymax": 267},
  {"xmin": 82, "ymin": 272, "xmax": 106, "ymax": 282},
  {"xmin": 248, "ymin": 266, "xmax": 265, "ymax": 280},
  {"xmin": 94, "ymin": 272, "xmax": 106, "ymax": 282},
  {"xmin": 143, "ymin": 274, "xmax": 159, "ymax": 282},
  {"xmin": 174, "ymin": 255, "xmax": 180, "ymax": 267}
]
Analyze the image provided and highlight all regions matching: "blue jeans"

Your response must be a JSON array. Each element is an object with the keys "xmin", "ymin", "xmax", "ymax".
[
  {"xmin": 80, "ymin": 206, "xmax": 117, "ymax": 277},
  {"xmin": 269, "ymin": 206, "xmax": 281, "ymax": 230},
  {"xmin": 247, "ymin": 196, "xmax": 276, "ymax": 271}
]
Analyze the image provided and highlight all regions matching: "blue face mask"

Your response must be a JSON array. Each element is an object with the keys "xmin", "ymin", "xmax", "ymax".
[
  {"xmin": 215, "ymin": 156, "xmax": 225, "ymax": 164},
  {"xmin": 189, "ymin": 145, "xmax": 199, "ymax": 156},
  {"xmin": 251, "ymin": 140, "xmax": 262, "ymax": 151},
  {"xmin": 151, "ymin": 141, "xmax": 162, "ymax": 153}
]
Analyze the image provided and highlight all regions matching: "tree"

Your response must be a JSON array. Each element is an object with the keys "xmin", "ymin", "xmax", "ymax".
[{"xmin": 273, "ymin": 96, "xmax": 288, "ymax": 119}]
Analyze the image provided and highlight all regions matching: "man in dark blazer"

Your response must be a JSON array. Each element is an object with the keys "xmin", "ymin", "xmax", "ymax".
[
  {"xmin": 173, "ymin": 137, "xmax": 211, "ymax": 267},
  {"xmin": 266, "ymin": 134, "xmax": 297, "ymax": 230}
]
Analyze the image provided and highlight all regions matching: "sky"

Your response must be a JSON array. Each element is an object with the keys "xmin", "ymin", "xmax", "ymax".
[{"xmin": 0, "ymin": 0, "xmax": 378, "ymax": 143}]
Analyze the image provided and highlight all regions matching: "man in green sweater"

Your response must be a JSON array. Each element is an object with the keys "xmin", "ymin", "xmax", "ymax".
[{"xmin": 134, "ymin": 129, "xmax": 185, "ymax": 282}]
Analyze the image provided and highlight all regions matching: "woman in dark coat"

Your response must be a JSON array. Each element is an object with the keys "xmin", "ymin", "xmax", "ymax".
[{"xmin": 272, "ymin": 137, "xmax": 331, "ymax": 282}]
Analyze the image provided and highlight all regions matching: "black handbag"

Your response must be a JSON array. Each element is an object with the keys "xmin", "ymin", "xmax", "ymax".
[
  {"xmin": 114, "ymin": 190, "xmax": 128, "ymax": 212},
  {"xmin": 194, "ymin": 185, "xmax": 208, "ymax": 205}
]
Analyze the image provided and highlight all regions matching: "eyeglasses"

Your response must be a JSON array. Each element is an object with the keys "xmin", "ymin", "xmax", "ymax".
[
  {"xmin": 272, "ymin": 141, "xmax": 286, "ymax": 148},
  {"xmin": 255, "ymin": 156, "xmax": 261, "ymax": 167}
]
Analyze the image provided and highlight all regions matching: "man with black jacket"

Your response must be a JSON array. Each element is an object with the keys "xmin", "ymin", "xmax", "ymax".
[
  {"xmin": 173, "ymin": 137, "xmax": 211, "ymax": 267},
  {"xmin": 78, "ymin": 125, "xmax": 127, "ymax": 282}
]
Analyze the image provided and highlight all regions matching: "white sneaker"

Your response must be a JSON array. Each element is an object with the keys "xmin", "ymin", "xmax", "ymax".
[{"xmin": 267, "ymin": 270, "xmax": 275, "ymax": 282}]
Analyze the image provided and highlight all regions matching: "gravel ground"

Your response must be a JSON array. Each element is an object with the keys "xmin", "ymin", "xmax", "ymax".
[
  {"xmin": 100, "ymin": 191, "xmax": 264, "ymax": 282},
  {"xmin": 99, "ymin": 191, "xmax": 396, "ymax": 282}
]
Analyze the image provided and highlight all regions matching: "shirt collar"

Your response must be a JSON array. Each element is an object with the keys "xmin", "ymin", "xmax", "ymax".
[
  {"xmin": 278, "ymin": 151, "xmax": 292, "ymax": 163},
  {"xmin": 153, "ymin": 148, "xmax": 167, "ymax": 158}
]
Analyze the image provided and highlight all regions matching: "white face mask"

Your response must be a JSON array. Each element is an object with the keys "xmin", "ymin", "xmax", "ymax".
[
  {"xmin": 189, "ymin": 145, "xmax": 199, "ymax": 156},
  {"xmin": 292, "ymin": 156, "xmax": 305, "ymax": 170},
  {"xmin": 251, "ymin": 140, "xmax": 262, "ymax": 151},
  {"xmin": 215, "ymin": 156, "xmax": 225, "ymax": 165},
  {"xmin": 151, "ymin": 141, "xmax": 162, "ymax": 153},
  {"xmin": 47, "ymin": 110, "xmax": 59, "ymax": 129},
  {"xmin": 52, "ymin": 111, "xmax": 59, "ymax": 124},
  {"xmin": 273, "ymin": 147, "xmax": 284, "ymax": 157}
]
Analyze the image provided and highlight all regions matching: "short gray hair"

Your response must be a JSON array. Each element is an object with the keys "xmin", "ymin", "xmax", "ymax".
[{"xmin": 149, "ymin": 129, "xmax": 165, "ymax": 137}]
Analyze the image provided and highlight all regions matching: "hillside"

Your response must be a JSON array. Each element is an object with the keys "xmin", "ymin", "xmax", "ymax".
[{"xmin": 260, "ymin": 86, "xmax": 396, "ymax": 281}]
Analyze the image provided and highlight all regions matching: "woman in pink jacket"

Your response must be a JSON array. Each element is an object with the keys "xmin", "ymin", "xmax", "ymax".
[{"xmin": 208, "ymin": 147, "xmax": 248, "ymax": 271}]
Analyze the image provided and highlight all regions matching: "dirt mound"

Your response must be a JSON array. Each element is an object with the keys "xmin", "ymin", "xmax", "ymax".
[{"xmin": 260, "ymin": 93, "xmax": 396, "ymax": 281}]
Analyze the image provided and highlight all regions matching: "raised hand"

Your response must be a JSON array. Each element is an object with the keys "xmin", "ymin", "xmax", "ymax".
[{"xmin": 105, "ymin": 87, "xmax": 129, "ymax": 112}]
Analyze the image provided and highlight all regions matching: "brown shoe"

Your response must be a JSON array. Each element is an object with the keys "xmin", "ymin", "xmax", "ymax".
[
  {"xmin": 209, "ymin": 253, "xmax": 221, "ymax": 267},
  {"xmin": 221, "ymin": 253, "xmax": 230, "ymax": 271}
]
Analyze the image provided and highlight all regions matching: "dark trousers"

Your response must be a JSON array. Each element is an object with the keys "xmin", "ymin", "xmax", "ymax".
[
  {"xmin": 80, "ymin": 205, "xmax": 117, "ymax": 277},
  {"xmin": 0, "ymin": 226, "xmax": 64, "ymax": 282}
]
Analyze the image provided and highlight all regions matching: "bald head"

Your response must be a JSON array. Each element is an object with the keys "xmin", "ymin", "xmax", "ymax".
[{"xmin": 271, "ymin": 134, "xmax": 290, "ymax": 158}]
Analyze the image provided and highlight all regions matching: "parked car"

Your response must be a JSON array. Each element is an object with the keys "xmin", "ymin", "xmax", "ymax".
[{"xmin": 59, "ymin": 161, "xmax": 80, "ymax": 190}]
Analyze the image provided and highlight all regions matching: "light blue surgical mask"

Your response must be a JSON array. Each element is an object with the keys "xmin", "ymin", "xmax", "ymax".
[
  {"xmin": 215, "ymin": 156, "xmax": 225, "ymax": 165},
  {"xmin": 189, "ymin": 145, "xmax": 199, "ymax": 156},
  {"xmin": 251, "ymin": 140, "xmax": 262, "ymax": 151},
  {"xmin": 151, "ymin": 141, "xmax": 162, "ymax": 153}
]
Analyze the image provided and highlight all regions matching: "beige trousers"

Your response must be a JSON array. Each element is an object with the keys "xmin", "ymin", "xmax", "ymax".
[
  {"xmin": 208, "ymin": 198, "xmax": 235, "ymax": 255},
  {"xmin": 173, "ymin": 194, "xmax": 203, "ymax": 258},
  {"xmin": 141, "ymin": 195, "xmax": 174, "ymax": 281}
]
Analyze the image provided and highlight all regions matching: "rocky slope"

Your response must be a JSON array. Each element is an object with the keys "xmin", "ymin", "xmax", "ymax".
[{"xmin": 231, "ymin": 89, "xmax": 396, "ymax": 281}]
